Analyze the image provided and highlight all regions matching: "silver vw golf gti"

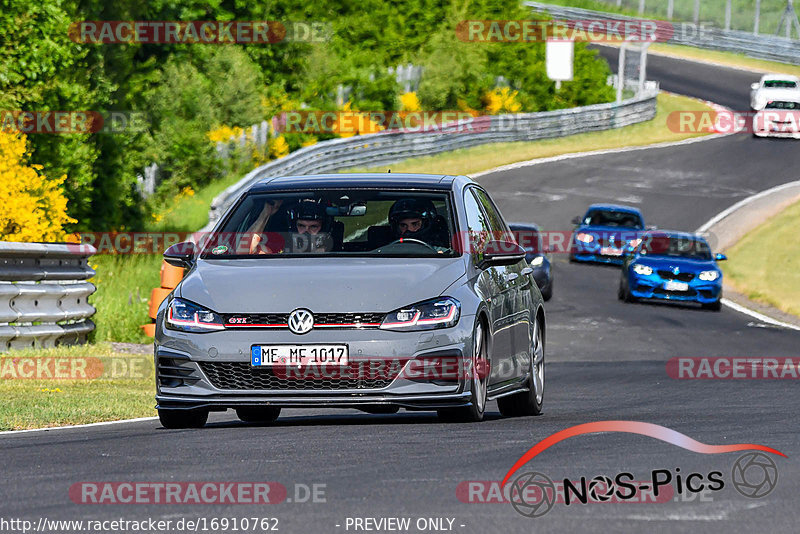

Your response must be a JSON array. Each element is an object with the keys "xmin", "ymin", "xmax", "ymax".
[{"xmin": 155, "ymin": 174, "xmax": 546, "ymax": 427}]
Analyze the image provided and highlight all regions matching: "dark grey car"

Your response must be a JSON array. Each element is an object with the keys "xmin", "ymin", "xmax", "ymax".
[{"xmin": 155, "ymin": 174, "xmax": 546, "ymax": 427}]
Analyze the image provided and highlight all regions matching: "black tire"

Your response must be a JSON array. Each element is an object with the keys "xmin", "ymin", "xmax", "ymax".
[
  {"xmin": 702, "ymin": 299, "xmax": 722, "ymax": 311},
  {"xmin": 158, "ymin": 409, "xmax": 209, "ymax": 429},
  {"xmin": 438, "ymin": 321, "xmax": 488, "ymax": 423},
  {"xmin": 236, "ymin": 407, "xmax": 281, "ymax": 424},
  {"xmin": 498, "ymin": 319, "xmax": 544, "ymax": 417},
  {"xmin": 619, "ymin": 275, "xmax": 636, "ymax": 303},
  {"xmin": 540, "ymin": 279, "xmax": 553, "ymax": 302}
]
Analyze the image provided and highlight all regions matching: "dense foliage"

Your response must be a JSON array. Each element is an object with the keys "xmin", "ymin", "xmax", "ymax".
[{"xmin": 0, "ymin": 0, "xmax": 613, "ymax": 236}]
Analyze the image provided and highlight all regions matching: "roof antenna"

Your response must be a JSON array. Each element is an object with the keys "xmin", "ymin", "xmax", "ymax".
[{"xmin": 387, "ymin": 169, "xmax": 391, "ymax": 173}]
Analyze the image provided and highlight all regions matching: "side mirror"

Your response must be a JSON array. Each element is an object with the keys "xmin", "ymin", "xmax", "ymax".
[
  {"xmin": 751, "ymin": 83, "xmax": 759, "ymax": 91},
  {"xmin": 480, "ymin": 241, "xmax": 526, "ymax": 268},
  {"xmin": 571, "ymin": 216, "xmax": 582, "ymax": 225},
  {"xmin": 714, "ymin": 253, "xmax": 727, "ymax": 261},
  {"xmin": 164, "ymin": 241, "xmax": 196, "ymax": 268}
]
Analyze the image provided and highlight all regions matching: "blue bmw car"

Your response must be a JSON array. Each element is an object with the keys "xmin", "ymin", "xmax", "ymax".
[
  {"xmin": 618, "ymin": 231, "xmax": 726, "ymax": 311},
  {"xmin": 569, "ymin": 204, "xmax": 648, "ymax": 265}
]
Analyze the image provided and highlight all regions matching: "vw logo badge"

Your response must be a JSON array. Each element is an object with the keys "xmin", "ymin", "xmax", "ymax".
[{"xmin": 288, "ymin": 309, "xmax": 314, "ymax": 335}]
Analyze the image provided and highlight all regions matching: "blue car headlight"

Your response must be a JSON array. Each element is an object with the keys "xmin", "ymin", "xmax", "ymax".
[
  {"xmin": 380, "ymin": 297, "xmax": 460, "ymax": 331},
  {"xmin": 632, "ymin": 264, "xmax": 653, "ymax": 275},
  {"xmin": 698, "ymin": 270, "xmax": 720, "ymax": 282},
  {"xmin": 166, "ymin": 298, "xmax": 225, "ymax": 332}
]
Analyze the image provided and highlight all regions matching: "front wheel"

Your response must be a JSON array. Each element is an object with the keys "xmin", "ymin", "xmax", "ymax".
[
  {"xmin": 438, "ymin": 322, "xmax": 488, "ymax": 423},
  {"xmin": 540, "ymin": 279, "xmax": 553, "ymax": 301},
  {"xmin": 158, "ymin": 409, "xmax": 209, "ymax": 429},
  {"xmin": 498, "ymin": 319, "xmax": 544, "ymax": 417},
  {"xmin": 702, "ymin": 299, "xmax": 722, "ymax": 311},
  {"xmin": 619, "ymin": 275, "xmax": 636, "ymax": 303}
]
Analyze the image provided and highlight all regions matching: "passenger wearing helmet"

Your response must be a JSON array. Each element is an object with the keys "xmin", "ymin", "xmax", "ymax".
[{"xmin": 287, "ymin": 200, "xmax": 335, "ymax": 253}]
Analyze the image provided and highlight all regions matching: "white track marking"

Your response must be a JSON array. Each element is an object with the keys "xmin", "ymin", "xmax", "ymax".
[
  {"xmin": 720, "ymin": 299, "xmax": 800, "ymax": 332},
  {"xmin": 0, "ymin": 416, "xmax": 158, "ymax": 436},
  {"xmin": 696, "ymin": 180, "xmax": 800, "ymax": 233}
]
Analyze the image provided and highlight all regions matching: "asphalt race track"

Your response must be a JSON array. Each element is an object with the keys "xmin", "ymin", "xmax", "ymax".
[{"xmin": 2, "ymin": 53, "xmax": 799, "ymax": 533}]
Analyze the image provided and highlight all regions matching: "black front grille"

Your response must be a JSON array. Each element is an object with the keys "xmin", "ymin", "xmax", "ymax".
[
  {"xmin": 315, "ymin": 313, "xmax": 384, "ymax": 326},
  {"xmin": 222, "ymin": 312, "xmax": 384, "ymax": 328},
  {"xmin": 656, "ymin": 270, "xmax": 694, "ymax": 282},
  {"xmin": 199, "ymin": 361, "xmax": 404, "ymax": 391},
  {"xmin": 653, "ymin": 287, "xmax": 697, "ymax": 297}
]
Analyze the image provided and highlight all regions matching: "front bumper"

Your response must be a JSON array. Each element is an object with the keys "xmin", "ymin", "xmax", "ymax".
[
  {"xmin": 571, "ymin": 251, "xmax": 625, "ymax": 265},
  {"xmin": 155, "ymin": 315, "xmax": 476, "ymax": 411},
  {"xmin": 629, "ymin": 274, "xmax": 721, "ymax": 303}
]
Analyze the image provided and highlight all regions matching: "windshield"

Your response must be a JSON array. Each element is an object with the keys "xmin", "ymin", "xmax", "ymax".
[
  {"xmin": 201, "ymin": 190, "xmax": 457, "ymax": 258},
  {"xmin": 763, "ymin": 80, "xmax": 797, "ymax": 89},
  {"xmin": 584, "ymin": 210, "xmax": 643, "ymax": 229},
  {"xmin": 638, "ymin": 235, "xmax": 712, "ymax": 261},
  {"xmin": 764, "ymin": 100, "xmax": 800, "ymax": 110}
]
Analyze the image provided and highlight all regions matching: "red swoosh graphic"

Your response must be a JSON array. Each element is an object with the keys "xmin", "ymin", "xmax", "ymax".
[{"xmin": 501, "ymin": 421, "xmax": 785, "ymax": 486}]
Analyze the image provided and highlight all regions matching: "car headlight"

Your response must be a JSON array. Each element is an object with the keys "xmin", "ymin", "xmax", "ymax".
[
  {"xmin": 530, "ymin": 256, "xmax": 545, "ymax": 266},
  {"xmin": 632, "ymin": 264, "xmax": 653, "ymax": 275},
  {"xmin": 576, "ymin": 232, "xmax": 594, "ymax": 243},
  {"xmin": 380, "ymin": 297, "xmax": 460, "ymax": 331},
  {"xmin": 698, "ymin": 270, "xmax": 720, "ymax": 281},
  {"xmin": 166, "ymin": 298, "xmax": 225, "ymax": 332}
]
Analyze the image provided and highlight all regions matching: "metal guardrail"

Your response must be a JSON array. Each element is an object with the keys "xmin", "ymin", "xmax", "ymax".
[
  {"xmin": 204, "ymin": 83, "xmax": 659, "ymax": 230},
  {"xmin": 0, "ymin": 242, "xmax": 97, "ymax": 352},
  {"xmin": 526, "ymin": 2, "xmax": 800, "ymax": 65}
]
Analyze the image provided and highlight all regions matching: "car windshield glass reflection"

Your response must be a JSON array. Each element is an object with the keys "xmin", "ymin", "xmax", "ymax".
[
  {"xmin": 638, "ymin": 236, "xmax": 712, "ymax": 261},
  {"xmin": 585, "ymin": 210, "xmax": 643, "ymax": 229},
  {"xmin": 201, "ymin": 190, "xmax": 457, "ymax": 258}
]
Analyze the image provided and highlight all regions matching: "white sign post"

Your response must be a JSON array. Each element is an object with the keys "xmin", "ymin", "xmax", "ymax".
[{"xmin": 546, "ymin": 40, "xmax": 574, "ymax": 91}]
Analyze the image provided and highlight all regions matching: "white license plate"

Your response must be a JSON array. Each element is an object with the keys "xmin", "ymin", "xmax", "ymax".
[
  {"xmin": 251, "ymin": 345, "xmax": 349, "ymax": 366},
  {"xmin": 600, "ymin": 246, "xmax": 622, "ymax": 256},
  {"xmin": 664, "ymin": 281, "xmax": 689, "ymax": 292}
]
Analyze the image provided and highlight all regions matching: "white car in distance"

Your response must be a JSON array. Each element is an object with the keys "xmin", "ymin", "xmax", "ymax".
[{"xmin": 750, "ymin": 74, "xmax": 800, "ymax": 110}]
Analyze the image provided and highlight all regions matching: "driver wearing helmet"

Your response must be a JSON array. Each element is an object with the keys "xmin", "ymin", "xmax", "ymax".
[
  {"xmin": 388, "ymin": 198, "xmax": 447, "ymax": 248},
  {"xmin": 286, "ymin": 200, "xmax": 336, "ymax": 253}
]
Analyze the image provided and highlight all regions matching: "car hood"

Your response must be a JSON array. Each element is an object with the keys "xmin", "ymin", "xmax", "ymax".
[
  {"xmin": 178, "ymin": 257, "xmax": 467, "ymax": 313},
  {"xmin": 633, "ymin": 256, "xmax": 717, "ymax": 274}
]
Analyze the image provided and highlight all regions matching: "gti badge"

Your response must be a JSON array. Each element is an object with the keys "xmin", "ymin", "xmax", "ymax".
[{"xmin": 288, "ymin": 309, "xmax": 314, "ymax": 335}]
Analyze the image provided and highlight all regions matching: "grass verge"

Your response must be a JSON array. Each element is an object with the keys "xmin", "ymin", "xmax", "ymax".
[
  {"xmin": 349, "ymin": 92, "xmax": 712, "ymax": 176},
  {"xmin": 90, "ymin": 254, "xmax": 164, "ymax": 344},
  {"xmin": 0, "ymin": 343, "xmax": 154, "ymax": 431},
  {"xmin": 722, "ymin": 199, "xmax": 800, "ymax": 318}
]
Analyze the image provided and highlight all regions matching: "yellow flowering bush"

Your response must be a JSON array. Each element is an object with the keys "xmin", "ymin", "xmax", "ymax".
[
  {"xmin": 482, "ymin": 87, "xmax": 522, "ymax": 115},
  {"xmin": 0, "ymin": 130, "xmax": 75, "ymax": 242},
  {"xmin": 400, "ymin": 92, "xmax": 421, "ymax": 112},
  {"xmin": 206, "ymin": 125, "xmax": 245, "ymax": 144},
  {"xmin": 268, "ymin": 135, "xmax": 290, "ymax": 158}
]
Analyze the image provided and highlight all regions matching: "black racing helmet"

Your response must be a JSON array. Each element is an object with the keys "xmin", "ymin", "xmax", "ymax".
[
  {"xmin": 286, "ymin": 200, "xmax": 332, "ymax": 232},
  {"xmin": 389, "ymin": 198, "xmax": 437, "ymax": 239}
]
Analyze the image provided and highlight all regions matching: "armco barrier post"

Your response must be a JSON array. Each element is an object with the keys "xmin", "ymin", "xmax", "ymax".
[{"xmin": 0, "ymin": 241, "xmax": 97, "ymax": 352}]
